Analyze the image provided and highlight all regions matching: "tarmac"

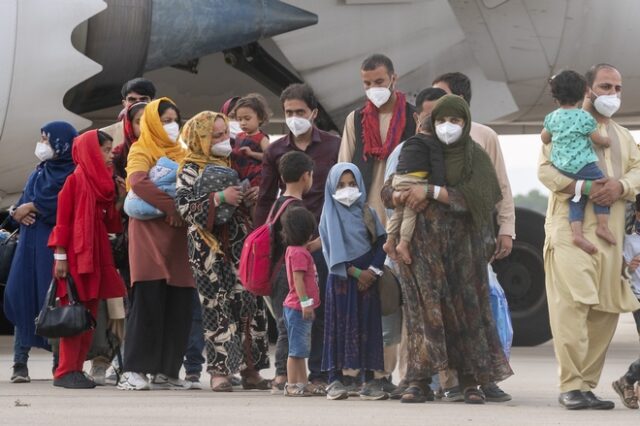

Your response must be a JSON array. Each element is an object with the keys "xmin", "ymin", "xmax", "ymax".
[{"xmin": 0, "ymin": 316, "xmax": 639, "ymax": 426}]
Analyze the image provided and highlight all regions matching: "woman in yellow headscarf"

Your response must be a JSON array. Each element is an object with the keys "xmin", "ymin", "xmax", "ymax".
[
  {"xmin": 119, "ymin": 98, "xmax": 196, "ymax": 391},
  {"xmin": 175, "ymin": 111, "xmax": 270, "ymax": 392}
]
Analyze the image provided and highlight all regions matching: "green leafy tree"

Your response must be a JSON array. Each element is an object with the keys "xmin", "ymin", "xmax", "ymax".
[{"xmin": 514, "ymin": 189, "xmax": 548, "ymax": 215}]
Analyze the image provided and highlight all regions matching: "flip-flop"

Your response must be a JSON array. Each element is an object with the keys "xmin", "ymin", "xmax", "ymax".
[{"xmin": 401, "ymin": 386, "xmax": 427, "ymax": 403}]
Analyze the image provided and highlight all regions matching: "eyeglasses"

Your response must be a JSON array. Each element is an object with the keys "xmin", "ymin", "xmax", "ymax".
[{"xmin": 125, "ymin": 96, "xmax": 151, "ymax": 103}]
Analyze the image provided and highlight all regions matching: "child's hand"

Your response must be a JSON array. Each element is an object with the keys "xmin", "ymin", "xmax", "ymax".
[
  {"xmin": 599, "ymin": 136, "xmax": 611, "ymax": 148},
  {"xmin": 629, "ymin": 255, "xmax": 640, "ymax": 273},
  {"xmin": 302, "ymin": 306, "xmax": 315, "ymax": 321},
  {"xmin": 239, "ymin": 146, "xmax": 253, "ymax": 156}
]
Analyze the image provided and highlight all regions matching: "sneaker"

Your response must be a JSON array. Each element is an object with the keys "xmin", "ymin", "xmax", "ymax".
[
  {"xmin": 11, "ymin": 363, "xmax": 30, "ymax": 383},
  {"xmin": 151, "ymin": 373, "xmax": 191, "ymax": 390},
  {"xmin": 89, "ymin": 362, "xmax": 108, "ymax": 386},
  {"xmin": 379, "ymin": 377, "xmax": 397, "ymax": 394},
  {"xmin": 342, "ymin": 375, "xmax": 361, "ymax": 396},
  {"xmin": 390, "ymin": 380, "xmax": 408, "ymax": 400},
  {"xmin": 480, "ymin": 382, "xmax": 512, "ymax": 402},
  {"xmin": 53, "ymin": 372, "xmax": 96, "ymax": 389},
  {"xmin": 104, "ymin": 367, "xmax": 118, "ymax": 386},
  {"xmin": 441, "ymin": 386, "xmax": 464, "ymax": 402},
  {"xmin": 185, "ymin": 374, "xmax": 203, "ymax": 390},
  {"xmin": 326, "ymin": 380, "xmax": 349, "ymax": 400},
  {"xmin": 612, "ymin": 377, "xmax": 639, "ymax": 409},
  {"xmin": 359, "ymin": 379, "xmax": 390, "ymax": 401},
  {"xmin": 117, "ymin": 372, "xmax": 150, "ymax": 391}
]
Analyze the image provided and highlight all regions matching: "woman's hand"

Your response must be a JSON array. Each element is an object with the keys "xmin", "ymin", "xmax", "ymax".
[
  {"xmin": 54, "ymin": 260, "xmax": 68, "ymax": 279},
  {"xmin": 357, "ymin": 269, "xmax": 377, "ymax": 292},
  {"xmin": 405, "ymin": 185, "xmax": 429, "ymax": 212},
  {"xmin": 305, "ymin": 237, "xmax": 322, "ymax": 253},
  {"xmin": 222, "ymin": 186, "xmax": 244, "ymax": 207},
  {"xmin": 243, "ymin": 186, "xmax": 259, "ymax": 206},
  {"xmin": 302, "ymin": 306, "xmax": 315, "ymax": 321},
  {"xmin": 13, "ymin": 202, "xmax": 36, "ymax": 225},
  {"xmin": 164, "ymin": 210, "xmax": 185, "ymax": 228},
  {"xmin": 115, "ymin": 177, "xmax": 127, "ymax": 198}
]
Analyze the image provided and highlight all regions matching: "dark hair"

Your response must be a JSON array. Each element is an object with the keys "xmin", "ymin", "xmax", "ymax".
[
  {"xmin": 278, "ymin": 151, "xmax": 314, "ymax": 183},
  {"xmin": 432, "ymin": 72, "xmax": 472, "ymax": 104},
  {"xmin": 232, "ymin": 93, "xmax": 272, "ymax": 125},
  {"xmin": 281, "ymin": 207, "xmax": 317, "ymax": 247},
  {"xmin": 280, "ymin": 83, "xmax": 318, "ymax": 110},
  {"xmin": 415, "ymin": 87, "xmax": 447, "ymax": 113},
  {"xmin": 127, "ymin": 102, "xmax": 147, "ymax": 122},
  {"xmin": 549, "ymin": 70, "xmax": 587, "ymax": 106},
  {"xmin": 97, "ymin": 130, "xmax": 113, "ymax": 146},
  {"xmin": 361, "ymin": 54, "xmax": 395, "ymax": 74},
  {"xmin": 585, "ymin": 63, "xmax": 618, "ymax": 88},
  {"xmin": 121, "ymin": 78, "xmax": 156, "ymax": 99},
  {"xmin": 158, "ymin": 100, "xmax": 181, "ymax": 126}
]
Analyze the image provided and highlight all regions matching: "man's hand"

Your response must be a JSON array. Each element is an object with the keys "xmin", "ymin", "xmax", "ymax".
[
  {"xmin": 589, "ymin": 177, "xmax": 623, "ymax": 206},
  {"xmin": 492, "ymin": 235, "xmax": 513, "ymax": 261}
]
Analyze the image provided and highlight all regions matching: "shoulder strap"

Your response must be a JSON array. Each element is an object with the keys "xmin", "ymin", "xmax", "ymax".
[{"xmin": 266, "ymin": 198, "xmax": 297, "ymax": 225}]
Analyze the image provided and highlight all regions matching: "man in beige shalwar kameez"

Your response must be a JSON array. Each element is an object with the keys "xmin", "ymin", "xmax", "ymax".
[{"xmin": 538, "ymin": 64, "xmax": 640, "ymax": 410}]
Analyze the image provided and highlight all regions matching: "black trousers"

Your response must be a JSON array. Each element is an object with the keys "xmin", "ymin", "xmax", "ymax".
[{"xmin": 123, "ymin": 280, "xmax": 194, "ymax": 378}]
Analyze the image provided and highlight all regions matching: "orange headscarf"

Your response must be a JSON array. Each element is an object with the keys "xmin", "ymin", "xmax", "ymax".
[
  {"xmin": 126, "ymin": 97, "xmax": 186, "ymax": 190},
  {"xmin": 179, "ymin": 110, "xmax": 230, "ymax": 171}
]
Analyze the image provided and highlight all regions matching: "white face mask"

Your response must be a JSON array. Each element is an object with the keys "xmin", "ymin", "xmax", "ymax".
[
  {"xmin": 435, "ymin": 122, "xmax": 463, "ymax": 145},
  {"xmin": 332, "ymin": 186, "xmax": 361, "ymax": 207},
  {"xmin": 593, "ymin": 94, "xmax": 621, "ymax": 118},
  {"xmin": 211, "ymin": 138, "xmax": 232, "ymax": 157},
  {"xmin": 163, "ymin": 122, "xmax": 180, "ymax": 142},
  {"xmin": 228, "ymin": 120, "xmax": 242, "ymax": 139},
  {"xmin": 286, "ymin": 116, "xmax": 312, "ymax": 137},
  {"xmin": 366, "ymin": 86, "xmax": 392, "ymax": 108},
  {"xmin": 35, "ymin": 142, "xmax": 54, "ymax": 162}
]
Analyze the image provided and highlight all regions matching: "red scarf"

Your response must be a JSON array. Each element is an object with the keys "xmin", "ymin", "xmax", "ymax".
[
  {"xmin": 112, "ymin": 103, "xmax": 145, "ymax": 178},
  {"xmin": 72, "ymin": 131, "xmax": 116, "ymax": 274},
  {"xmin": 361, "ymin": 91, "xmax": 407, "ymax": 161}
]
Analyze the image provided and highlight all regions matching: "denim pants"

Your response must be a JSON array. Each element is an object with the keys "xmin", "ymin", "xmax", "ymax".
[
  {"xmin": 272, "ymin": 250, "xmax": 328, "ymax": 381},
  {"xmin": 183, "ymin": 291, "xmax": 205, "ymax": 376},
  {"xmin": 561, "ymin": 162, "xmax": 608, "ymax": 222},
  {"xmin": 13, "ymin": 328, "xmax": 30, "ymax": 365}
]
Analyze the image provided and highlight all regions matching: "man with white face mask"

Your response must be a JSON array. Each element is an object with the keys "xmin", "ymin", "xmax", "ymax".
[
  {"xmin": 339, "ymin": 54, "xmax": 416, "ymax": 223},
  {"xmin": 539, "ymin": 63, "xmax": 640, "ymax": 410},
  {"xmin": 256, "ymin": 83, "xmax": 340, "ymax": 388}
]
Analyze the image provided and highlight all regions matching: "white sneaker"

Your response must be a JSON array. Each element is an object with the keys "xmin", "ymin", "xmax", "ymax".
[
  {"xmin": 117, "ymin": 372, "xmax": 150, "ymax": 391},
  {"xmin": 185, "ymin": 374, "xmax": 203, "ymax": 390},
  {"xmin": 151, "ymin": 373, "xmax": 192, "ymax": 390},
  {"xmin": 104, "ymin": 367, "xmax": 118, "ymax": 386}
]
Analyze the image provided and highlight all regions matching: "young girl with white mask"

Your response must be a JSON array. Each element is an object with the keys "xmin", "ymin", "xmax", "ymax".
[{"xmin": 320, "ymin": 163, "xmax": 389, "ymax": 401}]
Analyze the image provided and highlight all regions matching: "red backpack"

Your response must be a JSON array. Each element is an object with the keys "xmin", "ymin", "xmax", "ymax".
[{"xmin": 239, "ymin": 198, "xmax": 297, "ymax": 296}]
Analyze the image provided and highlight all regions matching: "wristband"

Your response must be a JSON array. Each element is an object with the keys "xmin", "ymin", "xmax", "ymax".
[
  {"xmin": 433, "ymin": 185, "xmax": 441, "ymax": 200},
  {"xmin": 352, "ymin": 267, "xmax": 362, "ymax": 280},
  {"xmin": 54, "ymin": 253, "xmax": 67, "ymax": 261},
  {"xmin": 573, "ymin": 180, "xmax": 584, "ymax": 203},
  {"xmin": 218, "ymin": 191, "xmax": 226, "ymax": 204},
  {"xmin": 300, "ymin": 298, "xmax": 314, "ymax": 308},
  {"xmin": 583, "ymin": 180, "xmax": 593, "ymax": 196}
]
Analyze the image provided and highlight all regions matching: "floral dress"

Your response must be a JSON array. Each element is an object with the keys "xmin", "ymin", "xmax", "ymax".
[{"xmin": 176, "ymin": 162, "xmax": 269, "ymax": 375}]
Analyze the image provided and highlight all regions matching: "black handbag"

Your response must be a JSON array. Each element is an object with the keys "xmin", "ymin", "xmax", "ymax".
[
  {"xmin": 35, "ymin": 276, "xmax": 96, "ymax": 338},
  {"xmin": 0, "ymin": 216, "xmax": 18, "ymax": 285}
]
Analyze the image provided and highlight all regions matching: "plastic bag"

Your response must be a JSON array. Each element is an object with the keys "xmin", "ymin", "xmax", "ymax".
[{"xmin": 488, "ymin": 264, "xmax": 513, "ymax": 359}]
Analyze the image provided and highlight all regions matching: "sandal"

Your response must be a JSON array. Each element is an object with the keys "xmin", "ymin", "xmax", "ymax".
[
  {"xmin": 305, "ymin": 382, "xmax": 327, "ymax": 396},
  {"xmin": 284, "ymin": 383, "xmax": 312, "ymax": 397},
  {"xmin": 210, "ymin": 376, "xmax": 233, "ymax": 392},
  {"xmin": 400, "ymin": 386, "xmax": 427, "ymax": 403},
  {"xmin": 241, "ymin": 377, "xmax": 271, "ymax": 390},
  {"xmin": 463, "ymin": 387, "xmax": 486, "ymax": 404}
]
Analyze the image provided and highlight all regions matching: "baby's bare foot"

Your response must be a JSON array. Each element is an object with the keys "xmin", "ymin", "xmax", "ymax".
[
  {"xmin": 384, "ymin": 239, "xmax": 398, "ymax": 261},
  {"xmin": 573, "ymin": 235, "xmax": 598, "ymax": 255},
  {"xmin": 596, "ymin": 225, "xmax": 616, "ymax": 245},
  {"xmin": 396, "ymin": 241, "xmax": 412, "ymax": 265}
]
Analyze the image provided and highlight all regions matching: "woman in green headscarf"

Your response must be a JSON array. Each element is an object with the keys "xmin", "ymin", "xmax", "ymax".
[{"xmin": 388, "ymin": 95, "xmax": 513, "ymax": 403}]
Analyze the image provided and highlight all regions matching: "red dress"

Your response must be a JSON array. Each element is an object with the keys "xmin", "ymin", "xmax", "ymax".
[{"xmin": 231, "ymin": 131, "xmax": 266, "ymax": 187}]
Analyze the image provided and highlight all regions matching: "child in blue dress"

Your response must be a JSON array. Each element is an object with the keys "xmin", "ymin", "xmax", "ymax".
[{"xmin": 541, "ymin": 70, "xmax": 614, "ymax": 254}]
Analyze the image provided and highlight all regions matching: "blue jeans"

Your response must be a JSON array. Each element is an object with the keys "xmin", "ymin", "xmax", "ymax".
[
  {"xmin": 183, "ymin": 291, "xmax": 205, "ymax": 376},
  {"xmin": 284, "ymin": 307, "xmax": 313, "ymax": 358},
  {"xmin": 561, "ymin": 162, "xmax": 609, "ymax": 222},
  {"xmin": 13, "ymin": 328, "xmax": 30, "ymax": 365}
]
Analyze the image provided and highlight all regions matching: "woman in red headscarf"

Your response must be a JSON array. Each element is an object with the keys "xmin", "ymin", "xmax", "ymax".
[{"xmin": 48, "ymin": 130, "xmax": 126, "ymax": 389}]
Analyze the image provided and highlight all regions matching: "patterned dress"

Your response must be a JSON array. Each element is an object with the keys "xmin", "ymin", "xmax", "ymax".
[
  {"xmin": 176, "ymin": 162, "xmax": 269, "ymax": 376},
  {"xmin": 396, "ymin": 189, "xmax": 513, "ymax": 386}
]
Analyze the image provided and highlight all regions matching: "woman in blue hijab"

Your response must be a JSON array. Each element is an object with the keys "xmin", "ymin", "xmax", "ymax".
[
  {"xmin": 319, "ymin": 162, "xmax": 388, "ymax": 400},
  {"xmin": 3, "ymin": 121, "xmax": 77, "ymax": 383}
]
